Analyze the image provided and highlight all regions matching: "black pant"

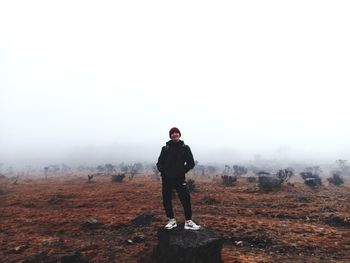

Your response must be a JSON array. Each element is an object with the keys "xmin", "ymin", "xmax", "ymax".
[{"xmin": 162, "ymin": 177, "xmax": 192, "ymax": 220}]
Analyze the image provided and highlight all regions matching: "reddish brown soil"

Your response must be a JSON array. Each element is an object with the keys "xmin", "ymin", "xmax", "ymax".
[{"xmin": 1, "ymin": 174, "xmax": 350, "ymax": 263}]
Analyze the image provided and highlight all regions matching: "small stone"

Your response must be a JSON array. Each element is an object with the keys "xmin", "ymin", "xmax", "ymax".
[{"xmin": 86, "ymin": 217, "xmax": 98, "ymax": 224}]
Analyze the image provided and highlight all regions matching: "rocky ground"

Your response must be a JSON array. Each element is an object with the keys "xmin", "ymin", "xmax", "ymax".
[{"xmin": 0, "ymin": 173, "xmax": 350, "ymax": 263}]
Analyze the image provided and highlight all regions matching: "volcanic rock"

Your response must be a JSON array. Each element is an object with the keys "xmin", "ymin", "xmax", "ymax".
[{"xmin": 153, "ymin": 224, "xmax": 223, "ymax": 263}]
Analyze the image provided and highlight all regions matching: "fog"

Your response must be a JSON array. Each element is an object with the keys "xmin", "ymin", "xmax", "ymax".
[{"xmin": 1, "ymin": 1, "xmax": 350, "ymax": 168}]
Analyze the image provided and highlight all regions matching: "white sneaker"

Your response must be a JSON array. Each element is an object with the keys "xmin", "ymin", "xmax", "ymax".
[
  {"xmin": 164, "ymin": 218, "xmax": 177, "ymax": 230},
  {"xmin": 184, "ymin": 220, "xmax": 201, "ymax": 230}
]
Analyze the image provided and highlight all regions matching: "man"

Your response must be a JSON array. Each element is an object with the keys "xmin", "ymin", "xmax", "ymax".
[{"xmin": 156, "ymin": 127, "xmax": 201, "ymax": 230}]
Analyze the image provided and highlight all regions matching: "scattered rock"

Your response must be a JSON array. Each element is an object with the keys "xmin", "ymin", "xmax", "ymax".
[
  {"xmin": 47, "ymin": 194, "xmax": 65, "ymax": 205},
  {"xmin": 320, "ymin": 206, "xmax": 335, "ymax": 212},
  {"xmin": 60, "ymin": 251, "xmax": 89, "ymax": 263},
  {"xmin": 199, "ymin": 196, "xmax": 220, "ymax": 205},
  {"xmin": 126, "ymin": 239, "xmax": 134, "ymax": 245},
  {"xmin": 324, "ymin": 214, "xmax": 350, "ymax": 228},
  {"xmin": 132, "ymin": 233, "xmax": 146, "ymax": 243},
  {"xmin": 131, "ymin": 213, "xmax": 154, "ymax": 227},
  {"xmin": 230, "ymin": 230, "xmax": 272, "ymax": 248},
  {"xmin": 22, "ymin": 203, "xmax": 36, "ymax": 208},
  {"xmin": 22, "ymin": 251, "xmax": 89, "ymax": 263},
  {"xmin": 290, "ymin": 194, "xmax": 309, "ymax": 202},
  {"xmin": 81, "ymin": 217, "xmax": 102, "ymax": 229},
  {"xmin": 13, "ymin": 245, "xmax": 28, "ymax": 253},
  {"xmin": 109, "ymin": 223, "xmax": 129, "ymax": 230},
  {"xmin": 234, "ymin": 241, "xmax": 243, "ymax": 246},
  {"xmin": 86, "ymin": 217, "xmax": 98, "ymax": 224},
  {"xmin": 22, "ymin": 252, "xmax": 54, "ymax": 263}
]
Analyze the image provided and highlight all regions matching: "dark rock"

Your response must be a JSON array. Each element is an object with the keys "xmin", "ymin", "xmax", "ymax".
[
  {"xmin": 290, "ymin": 194, "xmax": 309, "ymax": 202},
  {"xmin": 23, "ymin": 251, "xmax": 89, "ymax": 263},
  {"xmin": 22, "ymin": 203, "xmax": 36, "ymax": 208},
  {"xmin": 109, "ymin": 222, "xmax": 129, "ymax": 230},
  {"xmin": 81, "ymin": 217, "xmax": 103, "ymax": 229},
  {"xmin": 131, "ymin": 213, "xmax": 154, "ymax": 227},
  {"xmin": 61, "ymin": 251, "xmax": 89, "ymax": 263},
  {"xmin": 153, "ymin": 224, "xmax": 223, "ymax": 263},
  {"xmin": 132, "ymin": 233, "xmax": 146, "ymax": 243},
  {"xmin": 47, "ymin": 194, "xmax": 65, "ymax": 205},
  {"xmin": 319, "ymin": 206, "xmax": 335, "ymax": 212},
  {"xmin": 126, "ymin": 239, "xmax": 134, "ymax": 245},
  {"xmin": 324, "ymin": 214, "xmax": 350, "ymax": 228},
  {"xmin": 13, "ymin": 245, "xmax": 28, "ymax": 253},
  {"xmin": 230, "ymin": 231, "xmax": 272, "ymax": 248},
  {"xmin": 22, "ymin": 252, "xmax": 55, "ymax": 263},
  {"xmin": 199, "ymin": 196, "xmax": 220, "ymax": 205}
]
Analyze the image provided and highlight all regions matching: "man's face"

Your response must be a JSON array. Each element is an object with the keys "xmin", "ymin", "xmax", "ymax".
[{"xmin": 170, "ymin": 132, "xmax": 180, "ymax": 142}]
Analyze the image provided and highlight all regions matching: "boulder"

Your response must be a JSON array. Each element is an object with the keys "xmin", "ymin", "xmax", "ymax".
[
  {"xmin": 153, "ymin": 224, "xmax": 223, "ymax": 263},
  {"xmin": 131, "ymin": 213, "xmax": 154, "ymax": 227}
]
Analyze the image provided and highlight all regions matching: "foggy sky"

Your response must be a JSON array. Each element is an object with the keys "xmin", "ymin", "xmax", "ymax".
[{"xmin": 1, "ymin": 1, "xmax": 350, "ymax": 167}]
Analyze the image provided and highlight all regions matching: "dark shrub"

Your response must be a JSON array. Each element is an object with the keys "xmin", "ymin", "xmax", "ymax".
[
  {"xmin": 258, "ymin": 176, "xmax": 282, "ymax": 192},
  {"xmin": 247, "ymin": 176, "xmax": 257, "ymax": 183},
  {"xmin": 277, "ymin": 168, "xmax": 294, "ymax": 182},
  {"xmin": 256, "ymin": 171, "xmax": 271, "ymax": 176},
  {"xmin": 327, "ymin": 172, "xmax": 344, "ymax": 186},
  {"xmin": 233, "ymin": 165, "xmax": 248, "ymax": 176},
  {"xmin": 300, "ymin": 172, "xmax": 322, "ymax": 187},
  {"xmin": 221, "ymin": 175, "xmax": 237, "ymax": 187},
  {"xmin": 111, "ymin": 173, "xmax": 125, "ymax": 182},
  {"xmin": 187, "ymin": 179, "xmax": 196, "ymax": 192}
]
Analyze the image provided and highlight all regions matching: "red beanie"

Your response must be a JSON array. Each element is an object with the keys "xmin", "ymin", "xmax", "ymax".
[{"xmin": 169, "ymin": 127, "xmax": 181, "ymax": 138}]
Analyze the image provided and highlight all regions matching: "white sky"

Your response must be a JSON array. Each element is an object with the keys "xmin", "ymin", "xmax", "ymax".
[{"xmin": 1, "ymin": 1, "xmax": 350, "ymax": 166}]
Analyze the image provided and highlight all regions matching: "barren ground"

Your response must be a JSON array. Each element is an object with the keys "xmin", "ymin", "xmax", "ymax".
[{"xmin": 1, "ymin": 173, "xmax": 350, "ymax": 263}]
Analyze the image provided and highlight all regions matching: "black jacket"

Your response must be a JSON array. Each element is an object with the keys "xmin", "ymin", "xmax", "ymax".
[{"xmin": 156, "ymin": 140, "xmax": 195, "ymax": 179}]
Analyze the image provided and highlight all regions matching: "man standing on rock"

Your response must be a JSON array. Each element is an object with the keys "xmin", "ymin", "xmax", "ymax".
[{"xmin": 157, "ymin": 127, "xmax": 201, "ymax": 231}]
